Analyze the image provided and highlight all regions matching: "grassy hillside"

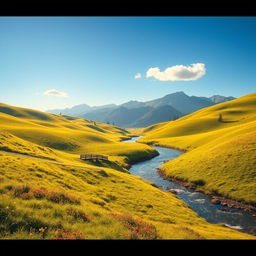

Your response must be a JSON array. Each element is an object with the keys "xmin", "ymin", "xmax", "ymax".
[
  {"xmin": 0, "ymin": 103, "xmax": 158, "ymax": 170},
  {"xmin": 0, "ymin": 102, "xmax": 254, "ymax": 239},
  {"xmin": 139, "ymin": 93, "xmax": 256, "ymax": 205}
]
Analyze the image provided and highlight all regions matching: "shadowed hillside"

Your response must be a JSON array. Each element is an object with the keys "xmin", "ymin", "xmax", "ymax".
[{"xmin": 140, "ymin": 93, "xmax": 256, "ymax": 205}]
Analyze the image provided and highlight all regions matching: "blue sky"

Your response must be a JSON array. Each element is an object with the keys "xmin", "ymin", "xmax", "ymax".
[{"xmin": 0, "ymin": 16, "xmax": 256, "ymax": 111}]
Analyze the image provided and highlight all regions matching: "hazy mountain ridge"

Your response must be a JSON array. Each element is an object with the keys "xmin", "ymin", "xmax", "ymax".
[
  {"xmin": 130, "ymin": 105, "xmax": 182, "ymax": 128},
  {"xmin": 209, "ymin": 95, "xmax": 236, "ymax": 104},
  {"xmin": 144, "ymin": 91, "xmax": 215, "ymax": 114},
  {"xmin": 47, "ymin": 103, "xmax": 117, "ymax": 116},
  {"xmin": 46, "ymin": 92, "xmax": 236, "ymax": 128}
]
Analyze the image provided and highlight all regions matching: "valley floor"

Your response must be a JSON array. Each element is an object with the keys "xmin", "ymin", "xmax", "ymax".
[{"xmin": 0, "ymin": 101, "xmax": 255, "ymax": 239}]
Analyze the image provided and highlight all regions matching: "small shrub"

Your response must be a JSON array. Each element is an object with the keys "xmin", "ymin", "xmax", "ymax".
[
  {"xmin": 212, "ymin": 188, "xmax": 221, "ymax": 196},
  {"xmin": 46, "ymin": 192, "xmax": 80, "ymax": 205},
  {"xmin": 66, "ymin": 208, "xmax": 92, "ymax": 222},
  {"xmin": 52, "ymin": 229, "xmax": 87, "ymax": 240},
  {"xmin": 218, "ymin": 113, "xmax": 223, "ymax": 122},
  {"xmin": 192, "ymin": 179, "xmax": 206, "ymax": 186},
  {"xmin": 12, "ymin": 185, "xmax": 80, "ymax": 205},
  {"xmin": 18, "ymin": 192, "xmax": 33, "ymax": 200},
  {"xmin": 111, "ymin": 213, "xmax": 159, "ymax": 240},
  {"xmin": 38, "ymin": 226, "xmax": 48, "ymax": 239},
  {"xmin": 90, "ymin": 199, "xmax": 105, "ymax": 207},
  {"xmin": 13, "ymin": 185, "xmax": 31, "ymax": 197},
  {"xmin": 4, "ymin": 185, "xmax": 14, "ymax": 191},
  {"xmin": 97, "ymin": 170, "xmax": 109, "ymax": 177},
  {"xmin": 0, "ymin": 201, "xmax": 49, "ymax": 236},
  {"xmin": 32, "ymin": 189, "xmax": 48, "ymax": 199}
]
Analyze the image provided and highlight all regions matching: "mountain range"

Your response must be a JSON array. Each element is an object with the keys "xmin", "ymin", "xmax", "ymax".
[{"xmin": 46, "ymin": 92, "xmax": 235, "ymax": 128}]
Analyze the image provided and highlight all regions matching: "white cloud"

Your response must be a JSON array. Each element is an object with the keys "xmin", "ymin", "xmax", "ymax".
[
  {"xmin": 134, "ymin": 73, "xmax": 142, "ymax": 79},
  {"xmin": 146, "ymin": 63, "xmax": 206, "ymax": 81},
  {"xmin": 43, "ymin": 89, "xmax": 69, "ymax": 98}
]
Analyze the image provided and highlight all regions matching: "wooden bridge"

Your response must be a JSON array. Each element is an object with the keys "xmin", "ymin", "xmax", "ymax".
[{"xmin": 80, "ymin": 154, "xmax": 108, "ymax": 161}]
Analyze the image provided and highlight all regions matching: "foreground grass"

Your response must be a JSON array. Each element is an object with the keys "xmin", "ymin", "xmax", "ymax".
[
  {"xmin": 139, "ymin": 93, "xmax": 256, "ymax": 205},
  {"xmin": 0, "ymin": 151, "xmax": 254, "ymax": 239},
  {"xmin": 0, "ymin": 102, "xmax": 255, "ymax": 239}
]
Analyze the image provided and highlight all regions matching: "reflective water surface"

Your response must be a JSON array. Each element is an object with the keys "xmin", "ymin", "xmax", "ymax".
[{"xmin": 127, "ymin": 136, "xmax": 256, "ymax": 235}]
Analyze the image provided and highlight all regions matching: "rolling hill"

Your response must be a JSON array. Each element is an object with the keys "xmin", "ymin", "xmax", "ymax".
[
  {"xmin": 139, "ymin": 93, "xmax": 256, "ymax": 205},
  {"xmin": 0, "ymin": 102, "xmax": 253, "ymax": 239}
]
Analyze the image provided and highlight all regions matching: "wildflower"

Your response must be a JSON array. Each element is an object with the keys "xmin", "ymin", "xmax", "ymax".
[{"xmin": 39, "ymin": 227, "xmax": 47, "ymax": 233}]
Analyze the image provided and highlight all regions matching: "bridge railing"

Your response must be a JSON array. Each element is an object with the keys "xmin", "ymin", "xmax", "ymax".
[{"xmin": 80, "ymin": 154, "xmax": 108, "ymax": 161}]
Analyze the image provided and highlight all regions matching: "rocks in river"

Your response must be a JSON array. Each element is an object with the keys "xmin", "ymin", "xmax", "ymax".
[
  {"xmin": 210, "ymin": 197, "xmax": 221, "ymax": 204},
  {"xmin": 227, "ymin": 202, "xmax": 236, "ymax": 208},
  {"xmin": 168, "ymin": 189, "xmax": 178, "ymax": 194},
  {"xmin": 168, "ymin": 188, "xmax": 185, "ymax": 195},
  {"xmin": 219, "ymin": 207, "xmax": 230, "ymax": 212},
  {"xmin": 194, "ymin": 199, "xmax": 206, "ymax": 204},
  {"xmin": 210, "ymin": 196, "xmax": 236, "ymax": 208},
  {"xmin": 224, "ymin": 224, "xmax": 243, "ymax": 230}
]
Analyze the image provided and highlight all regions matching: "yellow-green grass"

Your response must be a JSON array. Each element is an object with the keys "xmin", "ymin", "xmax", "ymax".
[
  {"xmin": 139, "ymin": 93, "xmax": 256, "ymax": 204},
  {"xmin": 0, "ymin": 151, "xmax": 254, "ymax": 239},
  {"xmin": 0, "ymin": 103, "xmax": 157, "ymax": 170},
  {"xmin": 0, "ymin": 102, "xmax": 254, "ymax": 239}
]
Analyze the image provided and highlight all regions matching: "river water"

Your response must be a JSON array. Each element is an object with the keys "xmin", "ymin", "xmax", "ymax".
[{"xmin": 125, "ymin": 136, "xmax": 256, "ymax": 235}]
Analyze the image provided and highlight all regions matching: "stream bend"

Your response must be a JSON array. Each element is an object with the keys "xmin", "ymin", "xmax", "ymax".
[{"xmin": 126, "ymin": 136, "xmax": 256, "ymax": 235}]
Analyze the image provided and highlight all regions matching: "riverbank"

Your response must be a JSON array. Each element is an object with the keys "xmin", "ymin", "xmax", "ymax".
[
  {"xmin": 137, "ymin": 140, "xmax": 188, "ymax": 153},
  {"xmin": 138, "ymin": 137, "xmax": 256, "ymax": 218},
  {"xmin": 120, "ymin": 135, "xmax": 160, "ymax": 169},
  {"xmin": 157, "ymin": 168, "xmax": 256, "ymax": 217},
  {"xmin": 124, "ymin": 137, "xmax": 256, "ymax": 236}
]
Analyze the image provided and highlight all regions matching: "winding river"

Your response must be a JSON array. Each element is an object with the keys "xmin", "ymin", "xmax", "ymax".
[{"xmin": 125, "ymin": 136, "xmax": 256, "ymax": 235}]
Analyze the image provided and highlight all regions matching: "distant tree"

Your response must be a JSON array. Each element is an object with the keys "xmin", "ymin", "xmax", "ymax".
[
  {"xmin": 59, "ymin": 112, "xmax": 62, "ymax": 116},
  {"xmin": 106, "ymin": 121, "xmax": 110, "ymax": 124},
  {"xmin": 218, "ymin": 113, "xmax": 223, "ymax": 122}
]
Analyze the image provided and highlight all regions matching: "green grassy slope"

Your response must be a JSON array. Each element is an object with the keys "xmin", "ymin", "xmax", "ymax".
[
  {"xmin": 0, "ymin": 103, "xmax": 158, "ymax": 170},
  {"xmin": 0, "ymin": 102, "xmax": 254, "ymax": 239},
  {"xmin": 139, "ymin": 93, "xmax": 256, "ymax": 204}
]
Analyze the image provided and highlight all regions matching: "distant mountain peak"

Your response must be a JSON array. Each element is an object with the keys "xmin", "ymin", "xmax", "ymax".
[
  {"xmin": 173, "ymin": 91, "xmax": 186, "ymax": 95},
  {"xmin": 209, "ymin": 95, "xmax": 236, "ymax": 104},
  {"xmin": 165, "ymin": 91, "xmax": 187, "ymax": 96},
  {"xmin": 46, "ymin": 91, "xmax": 235, "ymax": 128},
  {"xmin": 121, "ymin": 100, "xmax": 144, "ymax": 109}
]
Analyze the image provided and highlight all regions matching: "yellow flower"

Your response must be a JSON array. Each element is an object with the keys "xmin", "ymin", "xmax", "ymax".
[{"xmin": 39, "ymin": 227, "xmax": 45, "ymax": 232}]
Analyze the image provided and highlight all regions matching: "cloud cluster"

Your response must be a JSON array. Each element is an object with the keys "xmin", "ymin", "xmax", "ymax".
[
  {"xmin": 43, "ymin": 89, "xmax": 69, "ymax": 98},
  {"xmin": 134, "ymin": 73, "xmax": 142, "ymax": 79},
  {"xmin": 146, "ymin": 63, "xmax": 206, "ymax": 81}
]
